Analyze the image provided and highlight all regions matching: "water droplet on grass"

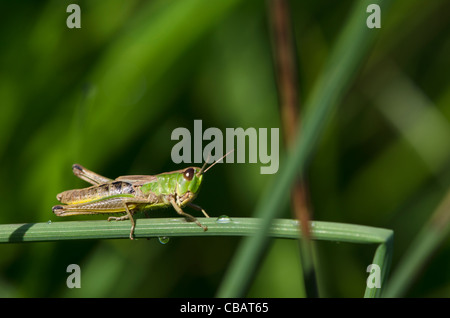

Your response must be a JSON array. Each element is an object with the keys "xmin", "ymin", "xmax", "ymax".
[
  {"xmin": 158, "ymin": 236, "xmax": 170, "ymax": 244},
  {"xmin": 216, "ymin": 215, "xmax": 232, "ymax": 224}
]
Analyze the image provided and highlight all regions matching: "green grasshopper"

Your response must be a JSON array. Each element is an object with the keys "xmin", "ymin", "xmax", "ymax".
[{"xmin": 52, "ymin": 151, "xmax": 232, "ymax": 240}]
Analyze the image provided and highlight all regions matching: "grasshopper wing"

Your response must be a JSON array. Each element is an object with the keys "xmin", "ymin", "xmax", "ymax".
[{"xmin": 115, "ymin": 175, "xmax": 158, "ymax": 186}]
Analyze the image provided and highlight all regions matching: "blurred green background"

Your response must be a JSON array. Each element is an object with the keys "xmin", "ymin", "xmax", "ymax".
[{"xmin": 0, "ymin": 0, "xmax": 449, "ymax": 297}]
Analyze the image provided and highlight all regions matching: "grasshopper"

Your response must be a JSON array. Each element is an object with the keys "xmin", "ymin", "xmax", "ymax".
[{"xmin": 52, "ymin": 151, "xmax": 232, "ymax": 240}]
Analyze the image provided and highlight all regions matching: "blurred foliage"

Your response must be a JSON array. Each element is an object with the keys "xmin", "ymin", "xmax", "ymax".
[{"xmin": 0, "ymin": 0, "xmax": 449, "ymax": 297}]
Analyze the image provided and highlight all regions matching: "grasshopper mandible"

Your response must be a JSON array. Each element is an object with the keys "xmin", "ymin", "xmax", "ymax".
[{"xmin": 52, "ymin": 151, "xmax": 233, "ymax": 240}]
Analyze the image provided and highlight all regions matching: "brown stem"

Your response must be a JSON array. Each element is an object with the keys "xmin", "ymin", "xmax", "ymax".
[{"xmin": 268, "ymin": 0, "xmax": 312, "ymax": 238}]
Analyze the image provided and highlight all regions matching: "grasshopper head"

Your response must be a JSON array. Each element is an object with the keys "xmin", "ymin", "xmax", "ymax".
[
  {"xmin": 178, "ymin": 167, "xmax": 203, "ymax": 195},
  {"xmin": 176, "ymin": 167, "xmax": 203, "ymax": 206},
  {"xmin": 176, "ymin": 149, "xmax": 234, "ymax": 206}
]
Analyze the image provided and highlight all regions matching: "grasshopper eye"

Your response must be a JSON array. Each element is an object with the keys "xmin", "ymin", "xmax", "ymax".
[{"xmin": 183, "ymin": 168, "xmax": 195, "ymax": 181}]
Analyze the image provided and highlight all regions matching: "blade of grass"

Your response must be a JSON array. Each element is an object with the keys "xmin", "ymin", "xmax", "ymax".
[
  {"xmin": 0, "ymin": 218, "xmax": 391, "ymax": 244},
  {"xmin": 364, "ymin": 237, "xmax": 394, "ymax": 297},
  {"xmin": 0, "ymin": 217, "xmax": 392, "ymax": 297},
  {"xmin": 217, "ymin": 0, "xmax": 393, "ymax": 298},
  {"xmin": 384, "ymin": 189, "xmax": 450, "ymax": 297}
]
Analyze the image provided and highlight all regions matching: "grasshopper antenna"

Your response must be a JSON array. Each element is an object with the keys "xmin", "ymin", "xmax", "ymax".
[
  {"xmin": 198, "ymin": 154, "xmax": 211, "ymax": 176},
  {"xmin": 198, "ymin": 149, "xmax": 234, "ymax": 176}
]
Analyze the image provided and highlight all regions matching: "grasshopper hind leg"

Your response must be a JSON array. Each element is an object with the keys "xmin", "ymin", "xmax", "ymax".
[
  {"xmin": 53, "ymin": 197, "xmax": 144, "ymax": 240},
  {"xmin": 72, "ymin": 164, "xmax": 113, "ymax": 185}
]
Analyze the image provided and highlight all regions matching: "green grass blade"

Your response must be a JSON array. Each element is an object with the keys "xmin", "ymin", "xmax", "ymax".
[
  {"xmin": 0, "ymin": 218, "xmax": 391, "ymax": 244},
  {"xmin": 384, "ymin": 190, "xmax": 450, "ymax": 297},
  {"xmin": 364, "ymin": 235, "xmax": 394, "ymax": 298},
  {"xmin": 0, "ymin": 218, "xmax": 392, "ymax": 297}
]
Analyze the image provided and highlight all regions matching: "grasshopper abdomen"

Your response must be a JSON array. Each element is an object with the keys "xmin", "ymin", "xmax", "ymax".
[{"xmin": 57, "ymin": 181, "xmax": 136, "ymax": 204}]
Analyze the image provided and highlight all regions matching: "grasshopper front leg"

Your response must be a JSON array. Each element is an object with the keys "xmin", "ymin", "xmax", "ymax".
[
  {"xmin": 187, "ymin": 203, "xmax": 210, "ymax": 218},
  {"xmin": 169, "ymin": 197, "xmax": 208, "ymax": 231}
]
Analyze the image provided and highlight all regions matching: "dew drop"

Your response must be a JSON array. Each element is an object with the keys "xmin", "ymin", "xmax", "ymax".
[
  {"xmin": 47, "ymin": 220, "xmax": 52, "ymax": 225},
  {"xmin": 216, "ymin": 215, "xmax": 232, "ymax": 224},
  {"xmin": 158, "ymin": 236, "xmax": 170, "ymax": 244}
]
